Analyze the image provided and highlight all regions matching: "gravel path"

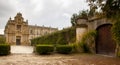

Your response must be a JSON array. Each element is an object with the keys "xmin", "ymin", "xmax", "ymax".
[
  {"xmin": 0, "ymin": 46, "xmax": 120, "ymax": 65},
  {"xmin": 0, "ymin": 54, "xmax": 120, "ymax": 65}
]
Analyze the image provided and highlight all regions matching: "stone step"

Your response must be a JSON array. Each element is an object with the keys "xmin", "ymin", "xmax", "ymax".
[{"xmin": 11, "ymin": 45, "xmax": 33, "ymax": 54}]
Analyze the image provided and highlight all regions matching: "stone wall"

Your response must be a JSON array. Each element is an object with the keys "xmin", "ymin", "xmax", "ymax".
[
  {"xmin": 76, "ymin": 18, "xmax": 117, "ymax": 55},
  {"xmin": 76, "ymin": 18, "xmax": 112, "ymax": 42}
]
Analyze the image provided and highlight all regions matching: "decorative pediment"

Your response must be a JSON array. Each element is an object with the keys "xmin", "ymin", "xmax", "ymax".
[{"xmin": 14, "ymin": 12, "xmax": 24, "ymax": 23}]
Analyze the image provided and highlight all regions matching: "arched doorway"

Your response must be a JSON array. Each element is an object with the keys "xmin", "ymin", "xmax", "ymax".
[
  {"xmin": 16, "ymin": 36, "xmax": 21, "ymax": 45},
  {"xmin": 96, "ymin": 24, "xmax": 116, "ymax": 55}
]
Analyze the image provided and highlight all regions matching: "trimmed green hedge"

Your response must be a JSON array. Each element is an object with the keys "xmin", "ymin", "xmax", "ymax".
[
  {"xmin": 56, "ymin": 45, "xmax": 73, "ymax": 54},
  {"xmin": 0, "ymin": 44, "xmax": 10, "ymax": 55},
  {"xmin": 35, "ymin": 45, "xmax": 54, "ymax": 54},
  {"xmin": 31, "ymin": 27, "xmax": 76, "ymax": 45}
]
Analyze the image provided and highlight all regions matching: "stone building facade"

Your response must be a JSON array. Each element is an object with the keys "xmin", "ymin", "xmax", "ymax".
[{"xmin": 4, "ymin": 13, "xmax": 58, "ymax": 45}]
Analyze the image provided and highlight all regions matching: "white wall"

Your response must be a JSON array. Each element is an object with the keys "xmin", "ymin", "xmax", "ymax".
[{"xmin": 76, "ymin": 27, "xmax": 87, "ymax": 42}]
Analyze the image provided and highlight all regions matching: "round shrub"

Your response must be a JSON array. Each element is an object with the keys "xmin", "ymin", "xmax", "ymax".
[
  {"xmin": 35, "ymin": 45, "xmax": 54, "ymax": 54},
  {"xmin": 0, "ymin": 44, "xmax": 10, "ymax": 55},
  {"xmin": 56, "ymin": 45, "xmax": 73, "ymax": 54}
]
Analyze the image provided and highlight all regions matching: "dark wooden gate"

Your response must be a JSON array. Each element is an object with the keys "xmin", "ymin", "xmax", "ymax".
[
  {"xmin": 96, "ymin": 24, "xmax": 116, "ymax": 55},
  {"xmin": 16, "ymin": 39, "xmax": 21, "ymax": 45},
  {"xmin": 16, "ymin": 36, "xmax": 21, "ymax": 45}
]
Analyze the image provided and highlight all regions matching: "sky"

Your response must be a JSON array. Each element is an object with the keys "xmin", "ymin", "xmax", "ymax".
[{"xmin": 0, "ymin": 0, "xmax": 89, "ymax": 34}]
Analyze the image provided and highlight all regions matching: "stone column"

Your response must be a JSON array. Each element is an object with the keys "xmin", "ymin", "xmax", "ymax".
[
  {"xmin": 76, "ymin": 18, "xmax": 88, "ymax": 42},
  {"xmin": 76, "ymin": 27, "xmax": 88, "ymax": 42}
]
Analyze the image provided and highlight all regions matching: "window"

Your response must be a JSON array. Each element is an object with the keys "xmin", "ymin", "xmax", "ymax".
[
  {"xmin": 30, "ymin": 30, "xmax": 33, "ymax": 34},
  {"xmin": 45, "ymin": 31, "xmax": 48, "ymax": 34},
  {"xmin": 16, "ymin": 25, "xmax": 21, "ymax": 31}
]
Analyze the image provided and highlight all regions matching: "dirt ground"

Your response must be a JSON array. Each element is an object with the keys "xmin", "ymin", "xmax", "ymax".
[{"xmin": 0, "ymin": 53, "xmax": 120, "ymax": 65}]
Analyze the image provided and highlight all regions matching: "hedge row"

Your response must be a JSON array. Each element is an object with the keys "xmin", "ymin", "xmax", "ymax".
[
  {"xmin": 35, "ymin": 45, "xmax": 54, "ymax": 54},
  {"xmin": 35, "ymin": 44, "xmax": 73, "ymax": 54},
  {"xmin": 56, "ymin": 45, "xmax": 73, "ymax": 54},
  {"xmin": 0, "ymin": 44, "xmax": 10, "ymax": 55},
  {"xmin": 31, "ymin": 27, "xmax": 76, "ymax": 45}
]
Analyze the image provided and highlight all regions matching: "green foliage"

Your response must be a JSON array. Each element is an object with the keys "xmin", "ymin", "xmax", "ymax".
[
  {"xmin": 117, "ymin": 51, "xmax": 120, "ymax": 57},
  {"xmin": 71, "ymin": 14, "xmax": 78, "ymax": 26},
  {"xmin": 112, "ymin": 19, "xmax": 120, "ymax": 44},
  {"xmin": 0, "ymin": 44, "xmax": 10, "ymax": 55},
  {"xmin": 87, "ymin": 0, "xmax": 120, "ymax": 56},
  {"xmin": 102, "ymin": 0, "xmax": 120, "ymax": 19},
  {"xmin": 56, "ymin": 31, "xmax": 67, "ymax": 45},
  {"xmin": 111, "ymin": 19, "xmax": 120, "ymax": 57},
  {"xmin": 81, "ymin": 30, "xmax": 97, "ymax": 42},
  {"xmin": 0, "ymin": 37, "xmax": 6, "ymax": 44},
  {"xmin": 78, "ymin": 42, "xmax": 90, "ymax": 53},
  {"xmin": 87, "ymin": 0, "xmax": 120, "ymax": 19},
  {"xmin": 35, "ymin": 45, "xmax": 54, "ymax": 54},
  {"xmin": 71, "ymin": 10, "xmax": 89, "ymax": 26},
  {"xmin": 72, "ymin": 43, "xmax": 79, "ymax": 53},
  {"xmin": 78, "ymin": 30, "xmax": 97, "ymax": 53},
  {"xmin": 31, "ymin": 32, "xmax": 58, "ymax": 45},
  {"xmin": 87, "ymin": 0, "xmax": 103, "ymax": 12},
  {"xmin": 31, "ymin": 27, "xmax": 76, "ymax": 45},
  {"xmin": 70, "ymin": 9, "xmax": 101, "ymax": 26},
  {"xmin": 56, "ymin": 45, "xmax": 73, "ymax": 54}
]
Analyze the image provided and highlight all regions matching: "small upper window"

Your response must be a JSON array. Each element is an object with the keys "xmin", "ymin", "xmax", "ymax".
[
  {"xmin": 16, "ymin": 25, "xmax": 21, "ymax": 31},
  {"xmin": 30, "ymin": 30, "xmax": 33, "ymax": 34}
]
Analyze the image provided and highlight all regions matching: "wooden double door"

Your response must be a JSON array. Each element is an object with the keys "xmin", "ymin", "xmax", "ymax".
[
  {"xmin": 16, "ymin": 36, "xmax": 21, "ymax": 45},
  {"xmin": 96, "ymin": 24, "xmax": 116, "ymax": 55}
]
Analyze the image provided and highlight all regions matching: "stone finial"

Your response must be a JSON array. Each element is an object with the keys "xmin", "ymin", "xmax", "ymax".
[
  {"xmin": 8, "ymin": 17, "xmax": 12, "ymax": 22},
  {"xmin": 9, "ymin": 17, "xmax": 11, "ymax": 20},
  {"xmin": 26, "ymin": 20, "xmax": 28, "ymax": 24},
  {"xmin": 26, "ymin": 20, "xmax": 28, "ymax": 22},
  {"xmin": 17, "ymin": 12, "xmax": 22, "ymax": 16}
]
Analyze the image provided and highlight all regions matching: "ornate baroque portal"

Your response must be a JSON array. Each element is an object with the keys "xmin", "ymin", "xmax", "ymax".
[{"xmin": 4, "ymin": 13, "xmax": 58, "ymax": 45}]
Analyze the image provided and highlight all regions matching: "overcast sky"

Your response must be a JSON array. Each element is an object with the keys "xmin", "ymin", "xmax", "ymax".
[{"xmin": 0, "ymin": 0, "xmax": 89, "ymax": 34}]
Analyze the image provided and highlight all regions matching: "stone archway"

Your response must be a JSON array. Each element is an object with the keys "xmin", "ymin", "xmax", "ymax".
[{"xmin": 96, "ymin": 24, "xmax": 116, "ymax": 55}]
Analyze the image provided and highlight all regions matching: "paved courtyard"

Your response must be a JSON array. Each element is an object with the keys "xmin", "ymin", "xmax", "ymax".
[
  {"xmin": 11, "ymin": 45, "xmax": 34, "ymax": 54},
  {"xmin": 0, "ymin": 46, "xmax": 120, "ymax": 65},
  {"xmin": 0, "ymin": 54, "xmax": 120, "ymax": 65}
]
